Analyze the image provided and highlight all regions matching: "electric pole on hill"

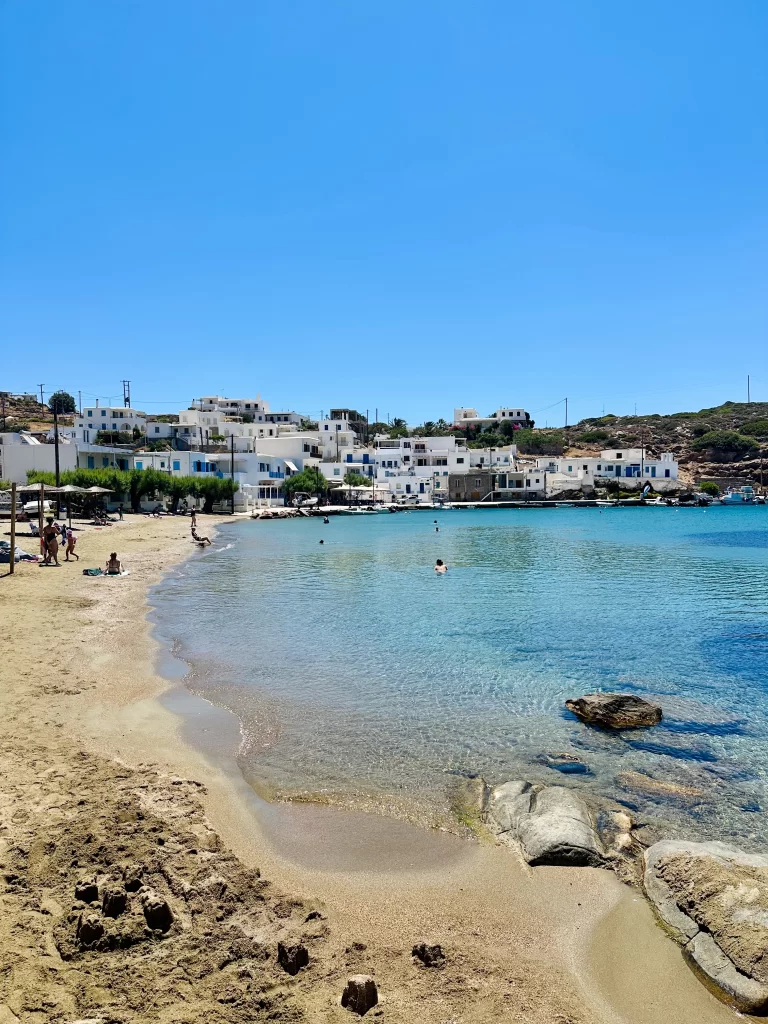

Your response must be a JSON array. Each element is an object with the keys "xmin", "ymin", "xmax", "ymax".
[
  {"xmin": 38, "ymin": 385, "xmax": 45, "ymax": 417},
  {"xmin": 230, "ymin": 433, "xmax": 235, "ymax": 515},
  {"xmin": 122, "ymin": 380, "xmax": 131, "ymax": 408}
]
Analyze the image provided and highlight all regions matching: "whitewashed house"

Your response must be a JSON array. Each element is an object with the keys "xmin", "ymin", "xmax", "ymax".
[
  {"xmin": 453, "ymin": 406, "xmax": 532, "ymax": 430},
  {"xmin": 535, "ymin": 449, "xmax": 679, "ymax": 491},
  {"xmin": 75, "ymin": 405, "xmax": 147, "ymax": 443}
]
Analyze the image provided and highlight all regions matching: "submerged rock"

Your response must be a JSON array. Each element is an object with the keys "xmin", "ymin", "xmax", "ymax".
[
  {"xmin": 644, "ymin": 840, "xmax": 768, "ymax": 1013},
  {"xmin": 566, "ymin": 693, "xmax": 662, "ymax": 729},
  {"xmin": 617, "ymin": 771, "xmax": 704, "ymax": 802},
  {"xmin": 542, "ymin": 752, "xmax": 591, "ymax": 775},
  {"xmin": 341, "ymin": 975, "xmax": 378, "ymax": 1015},
  {"xmin": 487, "ymin": 782, "xmax": 604, "ymax": 867}
]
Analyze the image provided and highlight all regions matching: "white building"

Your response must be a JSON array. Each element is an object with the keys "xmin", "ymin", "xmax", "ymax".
[
  {"xmin": 75, "ymin": 405, "xmax": 147, "ymax": 443},
  {"xmin": 535, "ymin": 449, "xmax": 679, "ymax": 490},
  {"xmin": 453, "ymin": 407, "xmax": 531, "ymax": 430},
  {"xmin": 0, "ymin": 433, "xmax": 134, "ymax": 482}
]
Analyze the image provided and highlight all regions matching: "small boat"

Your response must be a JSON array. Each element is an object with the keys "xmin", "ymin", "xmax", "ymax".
[
  {"xmin": 556, "ymin": 501, "xmax": 576, "ymax": 508},
  {"xmin": 720, "ymin": 486, "xmax": 757, "ymax": 506},
  {"xmin": 595, "ymin": 499, "xmax": 619, "ymax": 507}
]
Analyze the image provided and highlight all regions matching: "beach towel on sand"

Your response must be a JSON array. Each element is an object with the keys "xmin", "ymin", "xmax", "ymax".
[{"xmin": 83, "ymin": 568, "xmax": 102, "ymax": 576}]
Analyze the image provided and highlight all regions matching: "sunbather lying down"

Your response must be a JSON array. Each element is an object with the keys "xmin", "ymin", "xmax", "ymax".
[{"xmin": 191, "ymin": 528, "xmax": 211, "ymax": 546}]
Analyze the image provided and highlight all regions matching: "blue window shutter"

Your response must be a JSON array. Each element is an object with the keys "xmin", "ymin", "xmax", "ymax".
[
  {"xmin": 135, "ymin": 461, "xmax": 143, "ymax": 470},
  {"xmin": 173, "ymin": 460, "xmax": 180, "ymax": 471},
  {"xmin": 87, "ymin": 456, "xmax": 94, "ymax": 469}
]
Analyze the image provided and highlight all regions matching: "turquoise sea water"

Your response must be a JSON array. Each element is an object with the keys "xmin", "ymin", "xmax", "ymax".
[{"xmin": 152, "ymin": 507, "xmax": 768, "ymax": 846}]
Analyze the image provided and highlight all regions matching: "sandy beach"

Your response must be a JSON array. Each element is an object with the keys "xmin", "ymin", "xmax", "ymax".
[{"xmin": 0, "ymin": 514, "xmax": 745, "ymax": 1023}]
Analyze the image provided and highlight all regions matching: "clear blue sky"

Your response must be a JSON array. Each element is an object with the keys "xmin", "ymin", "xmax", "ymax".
[{"xmin": 2, "ymin": 1, "xmax": 766, "ymax": 425}]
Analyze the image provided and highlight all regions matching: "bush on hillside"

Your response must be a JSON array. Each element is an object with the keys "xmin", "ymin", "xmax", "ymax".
[
  {"xmin": 741, "ymin": 419, "xmax": 768, "ymax": 438},
  {"xmin": 691, "ymin": 422, "xmax": 712, "ymax": 437},
  {"xmin": 576, "ymin": 429, "xmax": 610, "ymax": 442},
  {"xmin": 514, "ymin": 429, "xmax": 565, "ymax": 455},
  {"xmin": 691, "ymin": 430, "xmax": 759, "ymax": 460},
  {"xmin": 699, "ymin": 481, "xmax": 720, "ymax": 496}
]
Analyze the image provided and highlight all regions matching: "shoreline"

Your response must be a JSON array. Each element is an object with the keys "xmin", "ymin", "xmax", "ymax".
[{"xmin": 0, "ymin": 514, "xmax": 742, "ymax": 1022}]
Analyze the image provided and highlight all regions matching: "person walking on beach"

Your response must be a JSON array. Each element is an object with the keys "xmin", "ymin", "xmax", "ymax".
[
  {"xmin": 118, "ymin": 504, "xmax": 124, "ymax": 520},
  {"xmin": 64, "ymin": 528, "xmax": 79, "ymax": 561},
  {"xmin": 41, "ymin": 518, "xmax": 60, "ymax": 566},
  {"xmin": 190, "ymin": 510, "xmax": 197, "ymax": 528}
]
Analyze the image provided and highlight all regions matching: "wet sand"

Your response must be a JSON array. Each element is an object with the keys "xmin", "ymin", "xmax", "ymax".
[{"xmin": 0, "ymin": 513, "xmax": 745, "ymax": 1022}]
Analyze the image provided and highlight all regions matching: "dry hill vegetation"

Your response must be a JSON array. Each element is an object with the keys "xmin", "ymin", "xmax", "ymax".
[{"xmin": 563, "ymin": 401, "xmax": 768, "ymax": 488}]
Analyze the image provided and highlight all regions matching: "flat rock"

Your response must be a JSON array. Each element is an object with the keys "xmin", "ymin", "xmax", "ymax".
[
  {"xmin": 566, "ymin": 693, "xmax": 662, "ymax": 729},
  {"xmin": 618, "ymin": 771, "xmax": 704, "ymax": 802},
  {"xmin": 487, "ymin": 782, "xmax": 604, "ymax": 867},
  {"xmin": 644, "ymin": 840, "xmax": 768, "ymax": 1013},
  {"xmin": 341, "ymin": 975, "xmax": 378, "ymax": 1015}
]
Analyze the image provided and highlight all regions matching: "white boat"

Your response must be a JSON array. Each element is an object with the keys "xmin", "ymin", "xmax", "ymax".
[
  {"xmin": 595, "ymin": 499, "xmax": 619, "ymax": 507},
  {"xmin": 720, "ymin": 486, "xmax": 757, "ymax": 506}
]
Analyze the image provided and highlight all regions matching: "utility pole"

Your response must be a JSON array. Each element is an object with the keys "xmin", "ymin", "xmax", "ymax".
[
  {"xmin": 122, "ymin": 380, "xmax": 131, "ymax": 408},
  {"xmin": 748, "ymin": 375, "xmax": 751, "ymax": 403},
  {"xmin": 230, "ymin": 433, "xmax": 235, "ymax": 514},
  {"xmin": 78, "ymin": 390, "xmax": 82, "ymax": 416},
  {"xmin": 1, "ymin": 392, "xmax": 6, "ymax": 431},
  {"xmin": 564, "ymin": 397, "xmax": 568, "ymax": 428},
  {"xmin": 39, "ymin": 384, "xmax": 45, "ymax": 418}
]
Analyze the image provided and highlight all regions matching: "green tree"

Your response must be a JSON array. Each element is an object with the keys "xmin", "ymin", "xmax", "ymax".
[
  {"xmin": 699, "ymin": 481, "xmax": 720, "ymax": 496},
  {"xmin": 283, "ymin": 467, "xmax": 328, "ymax": 502},
  {"xmin": 49, "ymin": 391, "xmax": 76, "ymax": 414},
  {"xmin": 128, "ymin": 467, "xmax": 168, "ymax": 512},
  {"xmin": 196, "ymin": 477, "xmax": 238, "ymax": 513},
  {"xmin": 165, "ymin": 476, "xmax": 198, "ymax": 513}
]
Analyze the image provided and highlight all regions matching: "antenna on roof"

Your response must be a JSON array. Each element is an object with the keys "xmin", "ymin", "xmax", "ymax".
[{"xmin": 122, "ymin": 380, "xmax": 131, "ymax": 408}]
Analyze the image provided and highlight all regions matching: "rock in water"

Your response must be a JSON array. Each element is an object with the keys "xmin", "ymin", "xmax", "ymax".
[
  {"xmin": 644, "ymin": 840, "xmax": 768, "ymax": 1013},
  {"xmin": 487, "ymin": 782, "xmax": 604, "ymax": 867},
  {"xmin": 341, "ymin": 975, "xmax": 378, "ymax": 1015},
  {"xmin": 277, "ymin": 941, "xmax": 309, "ymax": 975},
  {"xmin": 566, "ymin": 693, "xmax": 662, "ymax": 729},
  {"xmin": 412, "ymin": 942, "xmax": 446, "ymax": 968}
]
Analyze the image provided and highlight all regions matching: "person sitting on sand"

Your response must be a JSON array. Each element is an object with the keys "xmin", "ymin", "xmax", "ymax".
[
  {"xmin": 191, "ymin": 527, "xmax": 211, "ymax": 546},
  {"xmin": 64, "ymin": 528, "xmax": 79, "ymax": 561},
  {"xmin": 105, "ymin": 552, "xmax": 123, "ymax": 575},
  {"xmin": 41, "ymin": 518, "xmax": 60, "ymax": 566},
  {"xmin": 434, "ymin": 559, "xmax": 447, "ymax": 574}
]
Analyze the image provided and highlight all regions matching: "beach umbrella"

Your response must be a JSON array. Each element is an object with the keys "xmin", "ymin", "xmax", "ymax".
[
  {"xmin": 57, "ymin": 484, "xmax": 87, "ymax": 527},
  {"xmin": 84, "ymin": 486, "xmax": 113, "ymax": 493}
]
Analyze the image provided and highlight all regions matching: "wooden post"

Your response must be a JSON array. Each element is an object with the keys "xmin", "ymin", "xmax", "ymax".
[
  {"xmin": 9, "ymin": 483, "xmax": 16, "ymax": 574},
  {"xmin": 53, "ymin": 404, "xmax": 61, "ymax": 517},
  {"xmin": 38, "ymin": 484, "xmax": 45, "ymax": 558}
]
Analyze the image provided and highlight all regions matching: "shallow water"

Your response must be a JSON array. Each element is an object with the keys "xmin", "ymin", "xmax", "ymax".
[{"xmin": 151, "ymin": 507, "xmax": 768, "ymax": 847}]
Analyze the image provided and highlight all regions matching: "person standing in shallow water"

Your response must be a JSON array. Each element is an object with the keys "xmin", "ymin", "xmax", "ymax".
[{"xmin": 434, "ymin": 559, "xmax": 447, "ymax": 574}]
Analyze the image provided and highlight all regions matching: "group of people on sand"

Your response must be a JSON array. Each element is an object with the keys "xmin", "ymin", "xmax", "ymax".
[{"xmin": 40, "ymin": 518, "xmax": 78, "ymax": 566}]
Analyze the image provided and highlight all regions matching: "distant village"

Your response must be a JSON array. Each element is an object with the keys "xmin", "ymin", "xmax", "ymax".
[{"xmin": 0, "ymin": 391, "xmax": 679, "ymax": 509}]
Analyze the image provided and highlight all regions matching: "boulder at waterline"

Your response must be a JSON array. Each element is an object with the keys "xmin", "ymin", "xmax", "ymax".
[
  {"xmin": 341, "ymin": 975, "xmax": 378, "ymax": 1015},
  {"xmin": 644, "ymin": 839, "xmax": 768, "ymax": 1014},
  {"xmin": 566, "ymin": 693, "xmax": 662, "ymax": 729},
  {"xmin": 487, "ymin": 782, "xmax": 605, "ymax": 867}
]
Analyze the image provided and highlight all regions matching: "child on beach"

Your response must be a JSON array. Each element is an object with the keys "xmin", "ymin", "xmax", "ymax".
[{"xmin": 64, "ymin": 528, "xmax": 79, "ymax": 561}]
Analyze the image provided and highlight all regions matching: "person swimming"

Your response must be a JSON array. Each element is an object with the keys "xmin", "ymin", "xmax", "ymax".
[{"xmin": 434, "ymin": 559, "xmax": 447, "ymax": 573}]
